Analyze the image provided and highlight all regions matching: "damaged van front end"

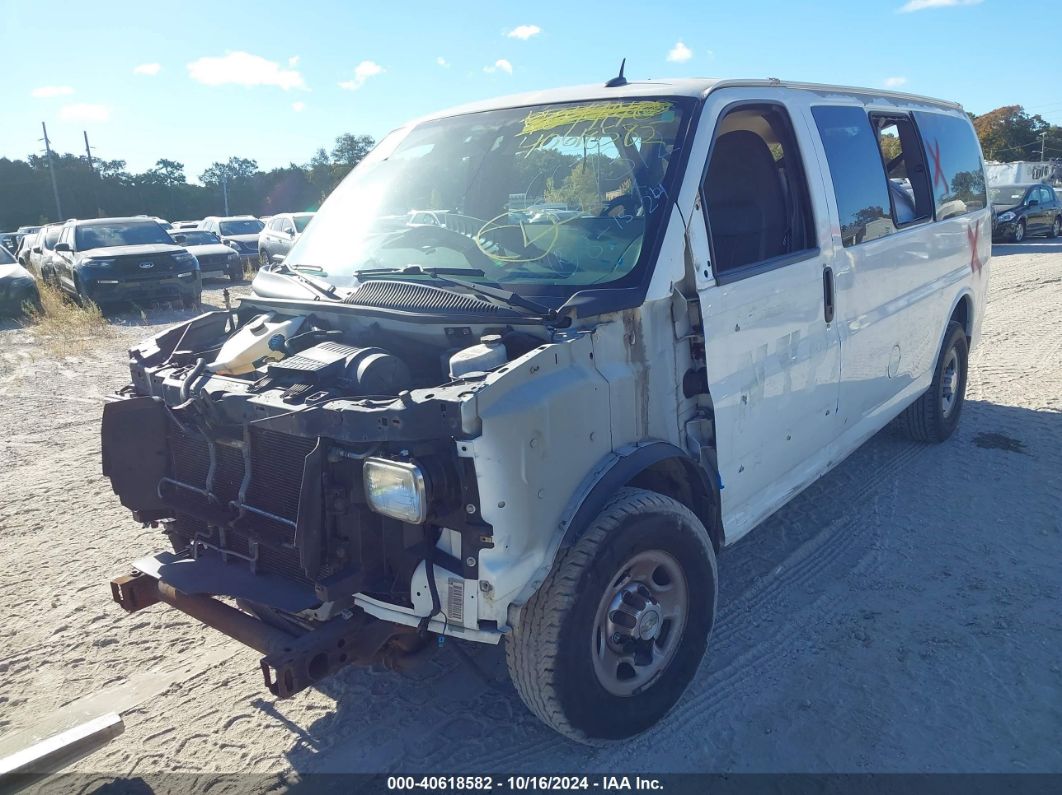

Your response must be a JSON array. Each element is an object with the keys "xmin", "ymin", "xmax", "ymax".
[
  {"xmin": 104, "ymin": 295, "xmax": 613, "ymax": 695},
  {"xmin": 102, "ymin": 88, "xmax": 702, "ymax": 705}
]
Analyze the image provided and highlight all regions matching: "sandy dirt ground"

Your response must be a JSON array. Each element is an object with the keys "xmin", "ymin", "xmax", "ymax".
[{"xmin": 0, "ymin": 247, "xmax": 1060, "ymax": 783}]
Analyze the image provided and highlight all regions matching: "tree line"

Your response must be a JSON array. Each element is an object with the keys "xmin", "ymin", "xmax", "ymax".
[
  {"xmin": 3, "ymin": 104, "xmax": 1062, "ymax": 231},
  {"xmin": 0, "ymin": 133, "xmax": 374, "ymax": 231}
]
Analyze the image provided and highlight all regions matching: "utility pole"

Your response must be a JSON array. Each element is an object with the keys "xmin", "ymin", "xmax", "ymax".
[
  {"xmin": 83, "ymin": 131, "xmax": 95, "ymax": 174},
  {"xmin": 221, "ymin": 171, "xmax": 230, "ymax": 215},
  {"xmin": 1041, "ymin": 131, "xmax": 1048, "ymax": 162},
  {"xmin": 83, "ymin": 130, "xmax": 102, "ymax": 217},
  {"xmin": 41, "ymin": 121, "xmax": 63, "ymax": 220}
]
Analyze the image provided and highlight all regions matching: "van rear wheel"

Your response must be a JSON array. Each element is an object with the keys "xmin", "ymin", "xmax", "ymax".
[
  {"xmin": 900, "ymin": 321, "xmax": 968, "ymax": 443},
  {"xmin": 506, "ymin": 487, "xmax": 717, "ymax": 745}
]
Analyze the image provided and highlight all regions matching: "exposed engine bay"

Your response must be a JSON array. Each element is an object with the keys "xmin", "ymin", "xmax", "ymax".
[{"xmin": 103, "ymin": 294, "xmax": 551, "ymax": 692}]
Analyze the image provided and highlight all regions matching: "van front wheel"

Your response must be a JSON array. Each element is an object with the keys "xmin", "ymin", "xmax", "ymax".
[
  {"xmin": 900, "ymin": 321, "xmax": 968, "ymax": 443},
  {"xmin": 506, "ymin": 487, "xmax": 717, "ymax": 744}
]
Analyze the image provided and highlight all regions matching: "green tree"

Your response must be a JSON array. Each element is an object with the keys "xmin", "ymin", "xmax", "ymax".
[
  {"xmin": 544, "ymin": 164, "xmax": 603, "ymax": 213},
  {"xmin": 331, "ymin": 133, "xmax": 375, "ymax": 167}
]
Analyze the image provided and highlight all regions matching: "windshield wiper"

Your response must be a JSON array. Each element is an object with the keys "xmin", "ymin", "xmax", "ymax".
[
  {"xmin": 273, "ymin": 262, "xmax": 339, "ymax": 299},
  {"xmin": 353, "ymin": 264, "xmax": 563, "ymax": 322}
]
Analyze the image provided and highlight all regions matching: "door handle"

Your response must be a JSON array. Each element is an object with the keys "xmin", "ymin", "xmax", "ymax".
[{"xmin": 822, "ymin": 266, "xmax": 835, "ymax": 324}]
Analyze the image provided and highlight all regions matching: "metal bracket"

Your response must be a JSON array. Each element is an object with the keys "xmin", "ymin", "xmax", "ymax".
[{"xmin": 110, "ymin": 570, "xmax": 160, "ymax": 613}]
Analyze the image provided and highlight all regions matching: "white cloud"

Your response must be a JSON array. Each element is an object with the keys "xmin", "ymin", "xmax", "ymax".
[
  {"xmin": 436, "ymin": 56, "xmax": 450, "ymax": 68},
  {"xmin": 187, "ymin": 51, "xmax": 306, "ymax": 90},
  {"xmin": 899, "ymin": 0, "xmax": 981, "ymax": 11},
  {"xmin": 31, "ymin": 85, "xmax": 74, "ymax": 98},
  {"xmin": 883, "ymin": 76, "xmax": 908, "ymax": 88},
  {"xmin": 667, "ymin": 41, "xmax": 693, "ymax": 63},
  {"xmin": 133, "ymin": 63, "xmax": 161, "ymax": 76},
  {"xmin": 58, "ymin": 103, "xmax": 110, "ymax": 123},
  {"xmin": 483, "ymin": 59, "xmax": 513, "ymax": 75},
  {"xmin": 506, "ymin": 24, "xmax": 541, "ymax": 40},
  {"xmin": 292, "ymin": 101, "xmax": 305, "ymax": 112},
  {"xmin": 288, "ymin": 55, "xmax": 300, "ymax": 67},
  {"xmin": 338, "ymin": 60, "xmax": 385, "ymax": 91}
]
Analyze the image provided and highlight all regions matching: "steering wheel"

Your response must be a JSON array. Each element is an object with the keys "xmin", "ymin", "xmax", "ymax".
[
  {"xmin": 598, "ymin": 194, "xmax": 640, "ymax": 218},
  {"xmin": 382, "ymin": 223, "xmax": 496, "ymax": 270}
]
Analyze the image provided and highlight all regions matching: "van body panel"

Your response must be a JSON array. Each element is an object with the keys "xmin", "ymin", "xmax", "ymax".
[{"xmin": 685, "ymin": 86, "xmax": 988, "ymax": 545}]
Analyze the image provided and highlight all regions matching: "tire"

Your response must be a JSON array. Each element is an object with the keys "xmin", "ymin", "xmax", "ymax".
[
  {"xmin": 259, "ymin": 249, "xmax": 271, "ymax": 269},
  {"xmin": 1013, "ymin": 220, "xmax": 1026, "ymax": 242},
  {"xmin": 229, "ymin": 263, "xmax": 244, "ymax": 282},
  {"xmin": 506, "ymin": 487, "xmax": 717, "ymax": 744},
  {"xmin": 1050, "ymin": 217, "xmax": 1061, "ymax": 239},
  {"xmin": 899, "ymin": 321, "xmax": 968, "ymax": 443}
]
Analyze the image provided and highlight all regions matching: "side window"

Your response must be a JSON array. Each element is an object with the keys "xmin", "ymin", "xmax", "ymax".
[
  {"xmin": 282, "ymin": 220, "xmax": 295, "ymax": 234},
  {"xmin": 811, "ymin": 105, "xmax": 896, "ymax": 246},
  {"xmin": 912, "ymin": 111, "xmax": 987, "ymax": 218},
  {"xmin": 871, "ymin": 114, "xmax": 933, "ymax": 225},
  {"xmin": 1038, "ymin": 186, "xmax": 1052, "ymax": 205},
  {"xmin": 702, "ymin": 103, "xmax": 816, "ymax": 275}
]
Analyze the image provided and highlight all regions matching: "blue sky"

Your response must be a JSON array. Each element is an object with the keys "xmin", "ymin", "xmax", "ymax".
[{"xmin": 1, "ymin": 0, "xmax": 1050, "ymax": 181}]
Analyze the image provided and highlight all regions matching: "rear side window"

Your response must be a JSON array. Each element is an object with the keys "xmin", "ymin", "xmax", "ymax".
[
  {"xmin": 912, "ymin": 111, "xmax": 987, "ymax": 219},
  {"xmin": 811, "ymin": 106, "xmax": 896, "ymax": 247},
  {"xmin": 871, "ymin": 114, "xmax": 933, "ymax": 225}
]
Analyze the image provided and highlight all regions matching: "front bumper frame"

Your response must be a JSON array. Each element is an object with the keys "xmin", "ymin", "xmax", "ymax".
[{"xmin": 110, "ymin": 552, "xmax": 429, "ymax": 698}]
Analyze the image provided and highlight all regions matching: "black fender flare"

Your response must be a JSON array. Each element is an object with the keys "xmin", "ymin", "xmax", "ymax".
[{"xmin": 558, "ymin": 440, "xmax": 724, "ymax": 554}]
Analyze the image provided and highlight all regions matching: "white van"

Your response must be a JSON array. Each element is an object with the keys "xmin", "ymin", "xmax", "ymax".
[{"xmin": 104, "ymin": 77, "xmax": 990, "ymax": 745}]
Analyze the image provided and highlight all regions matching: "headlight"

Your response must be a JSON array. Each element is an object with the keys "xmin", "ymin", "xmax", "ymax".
[
  {"xmin": 363, "ymin": 458, "xmax": 428, "ymax": 524},
  {"xmin": 173, "ymin": 251, "xmax": 198, "ymax": 265},
  {"xmin": 83, "ymin": 258, "xmax": 115, "ymax": 269},
  {"xmin": 227, "ymin": 251, "xmax": 239, "ymax": 260},
  {"xmin": 997, "ymin": 211, "xmax": 1016, "ymax": 222}
]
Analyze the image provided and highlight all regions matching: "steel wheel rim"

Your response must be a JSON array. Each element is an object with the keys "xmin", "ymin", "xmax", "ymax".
[
  {"xmin": 1054, "ymin": 219, "xmax": 1060, "ymax": 237},
  {"xmin": 591, "ymin": 549, "xmax": 689, "ymax": 697},
  {"xmin": 1015, "ymin": 223, "xmax": 1024, "ymax": 242},
  {"xmin": 940, "ymin": 347, "xmax": 960, "ymax": 417}
]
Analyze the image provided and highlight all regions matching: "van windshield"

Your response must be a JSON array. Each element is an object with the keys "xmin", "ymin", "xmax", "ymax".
[{"xmin": 285, "ymin": 98, "xmax": 693, "ymax": 294}]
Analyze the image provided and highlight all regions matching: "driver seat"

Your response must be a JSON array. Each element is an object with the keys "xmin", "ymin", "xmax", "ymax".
[{"xmin": 704, "ymin": 130, "xmax": 788, "ymax": 272}]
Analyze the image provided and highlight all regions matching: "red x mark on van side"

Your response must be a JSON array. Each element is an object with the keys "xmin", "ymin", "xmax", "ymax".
[
  {"xmin": 928, "ymin": 139, "xmax": 948, "ymax": 195},
  {"xmin": 967, "ymin": 220, "xmax": 983, "ymax": 275}
]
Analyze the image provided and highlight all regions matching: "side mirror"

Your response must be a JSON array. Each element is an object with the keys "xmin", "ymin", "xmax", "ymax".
[
  {"xmin": 173, "ymin": 234, "xmax": 187, "ymax": 244},
  {"xmin": 54, "ymin": 242, "xmax": 72, "ymax": 253},
  {"xmin": 287, "ymin": 229, "xmax": 296, "ymax": 238},
  {"xmin": 1028, "ymin": 199, "xmax": 1039, "ymax": 207},
  {"xmin": 32, "ymin": 246, "xmax": 42, "ymax": 253}
]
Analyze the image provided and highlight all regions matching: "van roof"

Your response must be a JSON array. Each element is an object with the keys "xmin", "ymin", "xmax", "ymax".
[{"xmin": 413, "ymin": 78, "xmax": 964, "ymax": 125}]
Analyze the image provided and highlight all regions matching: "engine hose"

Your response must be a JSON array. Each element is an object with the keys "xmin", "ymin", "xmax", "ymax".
[{"xmin": 180, "ymin": 357, "xmax": 206, "ymax": 403}]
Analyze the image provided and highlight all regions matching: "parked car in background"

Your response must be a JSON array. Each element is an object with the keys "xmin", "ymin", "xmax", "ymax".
[
  {"xmin": 171, "ymin": 220, "xmax": 201, "ymax": 230},
  {"xmin": 14, "ymin": 225, "xmax": 43, "ymax": 250},
  {"xmin": 199, "ymin": 215, "xmax": 264, "ymax": 267},
  {"xmin": 169, "ymin": 229, "xmax": 243, "ymax": 281},
  {"xmin": 258, "ymin": 212, "xmax": 315, "ymax": 266},
  {"xmin": 991, "ymin": 183, "xmax": 1061, "ymax": 241},
  {"xmin": 0, "ymin": 232, "xmax": 19, "ymax": 253},
  {"xmin": 50, "ymin": 217, "xmax": 201, "ymax": 307},
  {"xmin": 27, "ymin": 223, "xmax": 64, "ymax": 277},
  {"xmin": 15, "ymin": 230, "xmax": 39, "ymax": 268},
  {"xmin": 0, "ymin": 244, "xmax": 39, "ymax": 315}
]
